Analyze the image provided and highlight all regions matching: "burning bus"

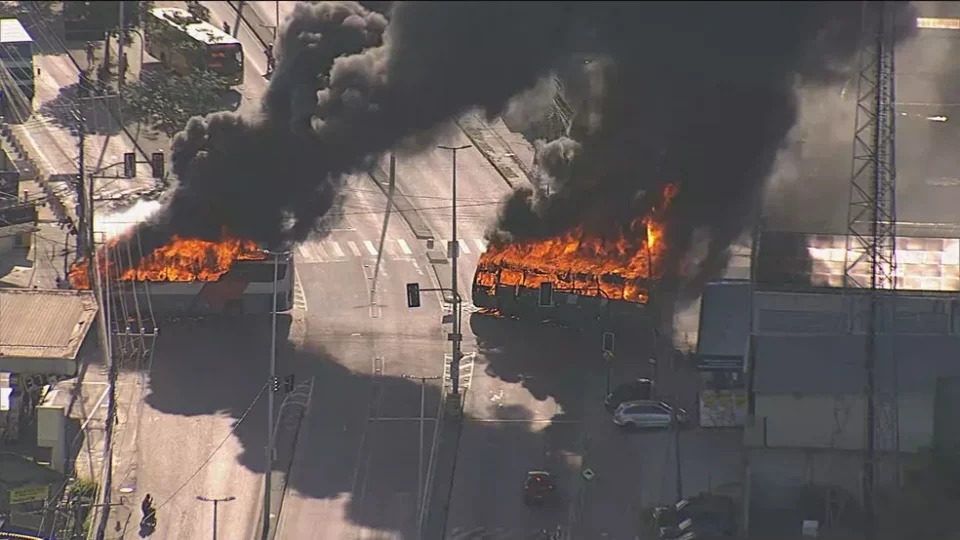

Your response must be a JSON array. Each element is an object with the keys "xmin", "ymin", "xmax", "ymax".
[
  {"xmin": 472, "ymin": 185, "xmax": 676, "ymax": 328},
  {"xmin": 69, "ymin": 235, "xmax": 295, "ymax": 317}
]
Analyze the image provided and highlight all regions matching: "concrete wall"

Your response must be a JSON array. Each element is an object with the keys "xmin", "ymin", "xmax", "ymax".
[{"xmin": 754, "ymin": 392, "xmax": 933, "ymax": 452}]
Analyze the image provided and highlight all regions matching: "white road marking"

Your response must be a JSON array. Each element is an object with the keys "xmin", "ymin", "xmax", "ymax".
[
  {"xmin": 363, "ymin": 240, "xmax": 378, "ymax": 256},
  {"xmin": 397, "ymin": 238, "xmax": 412, "ymax": 255},
  {"xmin": 474, "ymin": 238, "xmax": 487, "ymax": 252},
  {"xmin": 312, "ymin": 241, "xmax": 330, "ymax": 260},
  {"xmin": 328, "ymin": 240, "xmax": 345, "ymax": 258},
  {"xmin": 294, "ymin": 267, "xmax": 308, "ymax": 312},
  {"xmin": 458, "ymin": 239, "xmax": 471, "ymax": 255},
  {"xmin": 297, "ymin": 243, "xmax": 321, "ymax": 263},
  {"xmin": 348, "ymin": 241, "xmax": 362, "ymax": 257}
]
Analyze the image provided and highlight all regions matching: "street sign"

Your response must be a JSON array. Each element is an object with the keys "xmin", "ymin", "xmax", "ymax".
[
  {"xmin": 602, "ymin": 351, "xmax": 615, "ymax": 362},
  {"xmin": 447, "ymin": 332, "xmax": 462, "ymax": 341},
  {"xmin": 582, "ymin": 468, "xmax": 595, "ymax": 481},
  {"xmin": 602, "ymin": 332, "xmax": 615, "ymax": 354}
]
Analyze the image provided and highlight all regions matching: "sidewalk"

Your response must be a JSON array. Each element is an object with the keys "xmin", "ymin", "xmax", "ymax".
[{"xmin": 457, "ymin": 112, "xmax": 537, "ymax": 189}]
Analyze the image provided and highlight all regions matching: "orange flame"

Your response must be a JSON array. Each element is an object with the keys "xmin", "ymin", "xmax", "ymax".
[
  {"xmin": 474, "ymin": 184, "xmax": 678, "ymax": 304},
  {"xmin": 69, "ymin": 234, "xmax": 267, "ymax": 290}
]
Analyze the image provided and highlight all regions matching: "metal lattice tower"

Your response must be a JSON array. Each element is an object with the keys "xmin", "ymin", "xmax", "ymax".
[{"xmin": 843, "ymin": 2, "xmax": 900, "ymax": 539}]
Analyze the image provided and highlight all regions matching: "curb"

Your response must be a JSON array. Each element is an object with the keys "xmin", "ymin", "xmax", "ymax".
[
  {"xmin": 455, "ymin": 115, "xmax": 534, "ymax": 189},
  {"xmin": 366, "ymin": 164, "xmax": 435, "ymax": 240}
]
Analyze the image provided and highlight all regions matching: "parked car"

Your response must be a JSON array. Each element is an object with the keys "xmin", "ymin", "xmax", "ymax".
[
  {"xmin": 604, "ymin": 378, "xmax": 654, "ymax": 412},
  {"xmin": 613, "ymin": 400, "xmax": 688, "ymax": 429}
]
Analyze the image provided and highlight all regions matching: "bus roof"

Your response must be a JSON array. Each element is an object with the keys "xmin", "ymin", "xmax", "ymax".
[
  {"xmin": 0, "ymin": 18, "xmax": 33, "ymax": 44},
  {"xmin": 148, "ymin": 7, "xmax": 241, "ymax": 46}
]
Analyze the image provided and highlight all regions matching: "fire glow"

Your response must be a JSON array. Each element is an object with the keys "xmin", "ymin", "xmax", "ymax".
[
  {"xmin": 474, "ymin": 184, "xmax": 678, "ymax": 304},
  {"xmin": 69, "ymin": 234, "xmax": 266, "ymax": 290}
]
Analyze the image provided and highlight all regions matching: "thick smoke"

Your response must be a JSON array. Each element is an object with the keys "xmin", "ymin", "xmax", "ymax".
[{"xmin": 130, "ymin": 1, "xmax": 916, "ymax": 291}]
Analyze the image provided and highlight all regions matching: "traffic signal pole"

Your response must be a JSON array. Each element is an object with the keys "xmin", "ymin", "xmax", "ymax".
[{"xmin": 438, "ymin": 144, "xmax": 470, "ymax": 396}]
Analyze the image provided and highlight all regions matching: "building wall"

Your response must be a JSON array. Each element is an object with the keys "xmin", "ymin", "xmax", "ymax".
[{"xmin": 754, "ymin": 392, "xmax": 933, "ymax": 452}]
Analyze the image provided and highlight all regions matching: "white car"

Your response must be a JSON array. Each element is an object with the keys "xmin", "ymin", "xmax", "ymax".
[{"xmin": 612, "ymin": 400, "xmax": 688, "ymax": 429}]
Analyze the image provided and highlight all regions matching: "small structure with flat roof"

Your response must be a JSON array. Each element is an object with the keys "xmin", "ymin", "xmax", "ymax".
[{"xmin": 0, "ymin": 289, "xmax": 99, "ymax": 376}]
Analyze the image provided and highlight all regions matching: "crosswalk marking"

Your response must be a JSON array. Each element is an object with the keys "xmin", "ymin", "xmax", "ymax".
[
  {"xmin": 297, "ymin": 244, "xmax": 313, "ymax": 261},
  {"xmin": 347, "ymin": 241, "xmax": 362, "ymax": 257},
  {"xmin": 294, "ymin": 237, "xmax": 489, "ymax": 263},
  {"xmin": 312, "ymin": 241, "xmax": 330, "ymax": 260}
]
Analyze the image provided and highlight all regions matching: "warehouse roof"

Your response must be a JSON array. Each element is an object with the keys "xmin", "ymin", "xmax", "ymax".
[
  {"xmin": 0, "ymin": 289, "xmax": 98, "ymax": 360},
  {"xmin": 753, "ymin": 333, "xmax": 960, "ymax": 395}
]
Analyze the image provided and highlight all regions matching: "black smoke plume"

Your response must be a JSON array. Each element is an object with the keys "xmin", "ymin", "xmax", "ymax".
[{"xmin": 126, "ymin": 1, "xmax": 915, "ymax": 290}]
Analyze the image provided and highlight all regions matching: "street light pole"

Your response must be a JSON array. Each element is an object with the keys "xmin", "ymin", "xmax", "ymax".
[
  {"xmin": 275, "ymin": 1, "xmax": 280, "ymax": 41},
  {"xmin": 261, "ymin": 249, "xmax": 286, "ymax": 540},
  {"xmin": 437, "ymin": 144, "xmax": 470, "ymax": 396},
  {"xmin": 196, "ymin": 495, "xmax": 235, "ymax": 540}
]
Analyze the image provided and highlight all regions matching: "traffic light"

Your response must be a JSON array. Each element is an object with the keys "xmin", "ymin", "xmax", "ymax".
[
  {"xmin": 602, "ymin": 332, "xmax": 615, "ymax": 355},
  {"xmin": 283, "ymin": 374, "xmax": 295, "ymax": 393},
  {"xmin": 123, "ymin": 152, "xmax": 136, "ymax": 178},
  {"xmin": 151, "ymin": 152, "xmax": 165, "ymax": 179},
  {"xmin": 271, "ymin": 376, "xmax": 281, "ymax": 392},
  {"xmin": 406, "ymin": 282, "xmax": 421, "ymax": 308},
  {"xmin": 538, "ymin": 282, "xmax": 553, "ymax": 307}
]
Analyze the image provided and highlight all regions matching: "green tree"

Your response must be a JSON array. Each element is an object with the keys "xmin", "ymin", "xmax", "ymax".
[
  {"xmin": 63, "ymin": 1, "xmax": 149, "ymax": 41},
  {"xmin": 185, "ymin": 0, "xmax": 210, "ymax": 23},
  {"xmin": 121, "ymin": 67, "xmax": 230, "ymax": 136}
]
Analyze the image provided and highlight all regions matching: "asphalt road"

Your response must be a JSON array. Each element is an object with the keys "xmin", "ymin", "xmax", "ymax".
[{"xmin": 112, "ymin": 4, "xmax": 279, "ymax": 539}]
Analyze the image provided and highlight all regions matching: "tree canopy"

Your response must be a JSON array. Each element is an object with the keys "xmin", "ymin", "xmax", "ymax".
[{"xmin": 121, "ymin": 67, "xmax": 230, "ymax": 137}]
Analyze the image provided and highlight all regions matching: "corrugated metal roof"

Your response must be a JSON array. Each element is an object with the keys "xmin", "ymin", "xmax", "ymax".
[
  {"xmin": 697, "ymin": 281, "xmax": 751, "ymax": 359},
  {"xmin": 0, "ymin": 289, "xmax": 98, "ymax": 360},
  {"xmin": 0, "ymin": 18, "xmax": 33, "ymax": 44},
  {"xmin": 753, "ymin": 334, "xmax": 960, "ymax": 395}
]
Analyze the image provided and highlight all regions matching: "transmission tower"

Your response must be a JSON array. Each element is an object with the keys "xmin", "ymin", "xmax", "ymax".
[{"xmin": 843, "ymin": 2, "xmax": 899, "ymax": 539}]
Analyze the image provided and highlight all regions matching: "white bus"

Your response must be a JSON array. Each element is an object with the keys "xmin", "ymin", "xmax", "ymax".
[{"xmin": 144, "ymin": 7, "xmax": 244, "ymax": 86}]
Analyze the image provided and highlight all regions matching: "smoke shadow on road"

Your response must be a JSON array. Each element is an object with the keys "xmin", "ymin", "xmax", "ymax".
[{"xmin": 135, "ymin": 312, "xmax": 597, "ymax": 536}]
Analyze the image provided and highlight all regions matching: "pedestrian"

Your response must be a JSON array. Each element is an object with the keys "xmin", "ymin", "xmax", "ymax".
[
  {"xmin": 85, "ymin": 41, "xmax": 94, "ymax": 67},
  {"xmin": 265, "ymin": 43, "xmax": 275, "ymax": 75},
  {"xmin": 140, "ymin": 494, "xmax": 152, "ymax": 516},
  {"xmin": 222, "ymin": 20, "xmax": 230, "ymax": 34},
  {"xmin": 119, "ymin": 52, "xmax": 128, "ymax": 81}
]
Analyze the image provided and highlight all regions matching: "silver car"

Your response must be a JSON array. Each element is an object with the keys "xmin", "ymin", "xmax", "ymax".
[{"xmin": 613, "ymin": 400, "xmax": 688, "ymax": 429}]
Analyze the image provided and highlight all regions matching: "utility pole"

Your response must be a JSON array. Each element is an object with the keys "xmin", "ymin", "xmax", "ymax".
[
  {"xmin": 437, "ymin": 144, "xmax": 470, "ymax": 396},
  {"xmin": 261, "ymin": 249, "xmax": 287, "ymax": 540},
  {"xmin": 402, "ymin": 374, "xmax": 443, "ymax": 524},
  {"xmin": 75, "ymin": 101, "xmax": 86, "ymax": 262},
  {"xmin": 673, "ymin": 405, "xmax": 683, "ymax": 501},
  {"xmin": 117, "ymin": 1, "xmax": 124, "ymax": 90},
  {"xmin": 197, "ymin": 495, "xmax": 235, "ymax": 540},
  {"xmin": 275, "ymin": 1, "xmax": 280, "ymax": 41}
]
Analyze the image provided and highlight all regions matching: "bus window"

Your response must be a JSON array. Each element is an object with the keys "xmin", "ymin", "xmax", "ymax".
[{"xmin": 208, "ymin": 43, "xmax": 243, "ymax": 83}]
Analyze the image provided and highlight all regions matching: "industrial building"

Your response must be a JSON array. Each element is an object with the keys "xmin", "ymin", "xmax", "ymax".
[{"xmin": 691, "ymin": 8, "xmax": 960, "ymax": 538}]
